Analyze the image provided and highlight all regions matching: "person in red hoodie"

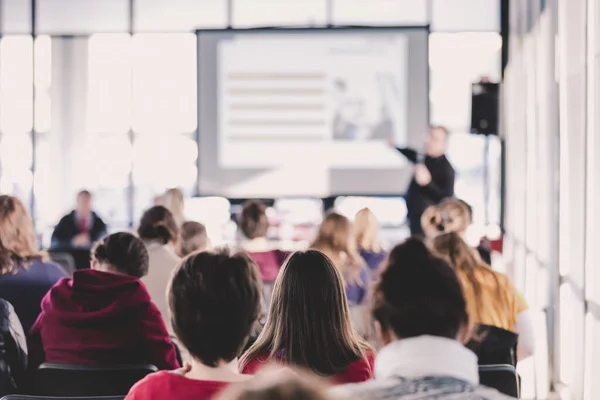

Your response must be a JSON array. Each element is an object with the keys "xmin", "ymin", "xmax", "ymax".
[
  {"xmin": 239, "ymin": 250, "xmax": 374, "ymax": 384},
  {"xmin": 126, "ymin": 249, "xmax": 262, "ymax": 400},
  {"xmin": 28, "ymin": 232, "xmax": 179, "ymax": 372}
]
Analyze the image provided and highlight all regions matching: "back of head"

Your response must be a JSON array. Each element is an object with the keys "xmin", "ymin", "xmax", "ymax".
[
  {"xmin": 354, "ymin": 208, "xmax": 382, "ymax": 253},
  {"xmin": 169, "ymin": 249, "xmax": 262, "ymax": 367},
  {"xmin": 375, "ymin": 238, "xmax": 468, "ymax": 339},
  {"xmin": 421, "ymin": 198, "xmax": 472, "ymax": 240},
  {"xmin": 180, "ymin": 221, "xmax": 209, "ymax": 256},
  {"xmin": 137, "ymin": 206, "xmax": 179, "ymax": 245},
  {"xmin": 239, "ymin": 200, "xmax": 269, "ymax": 240},
  {"xmin": 91, "ymin": 232, "xmax": 149, "ymax": 278},
  {"xmin": 431, "ymin": 232, "xmax": 482, "ymax": 273},
  {"xmin": 163, "ymin": 188, "xmax": 185, "ymax": 226},
  {"xmin": 241, "ymin": 250, "xmax": 367, "ymax": 376},
  {"xmin": 218, "ymin": 369, "xmax": 333, "ymax": 400},
  {"xmin": 0, "ymin": 195, "xmax": 41, "ymax": 274}
]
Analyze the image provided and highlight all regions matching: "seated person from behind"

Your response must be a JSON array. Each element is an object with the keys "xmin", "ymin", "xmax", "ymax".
[
  {"xmin": 431, "ymin": 232, "xmax": 534, "ymax": 361},
  {"xmin": 239, "ymin": 200, "xmax": 288, "ymax": 307},
  {"xmin": 179, "ymin": 221, "xmax": 210, "ymax": 257},
  {"xmin": 331, "ymin": 238, "xmax": 514, "ymax": 400},
  {"xmin": 239, "ymin": 250, "xmax": 374, "ymax": 384},
  {"xmin": 0, "ymin": 195, "xmax": 66, "ymax": 333},
  {"xmin": 0, "ymin": 299, "xmax": 27, "ymax": 397},
  {"xmin": 51, "ymin": 190, "xmax": 107, "ymax": 249},
  {"xmin": 126, "ymin": 249, "xmax": 262, "ymax": 400},
  {"xmin": 28, "ymin": 232, "xmax": 179, "ymax": 371},
  {"xmin": 354, "ymin": 208, "xmax": 386, "ymax": 280}
]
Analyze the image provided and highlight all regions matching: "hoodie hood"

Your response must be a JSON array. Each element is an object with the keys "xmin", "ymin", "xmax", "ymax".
[{"xmin": 42, "ymin": 269, "xmax": 151, "ymax": 326}]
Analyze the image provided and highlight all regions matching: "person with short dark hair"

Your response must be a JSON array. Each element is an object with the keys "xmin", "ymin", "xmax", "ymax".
[
  {"xmin": 125, "ymin": 249, "xmax": 262, "ymax": 400},
  {"xmin": 389, "ymin": 126, "xmax": 455, "ymax": 236},
  {"xmin": 331, "ymin": 238, "xmax": 513, "ymax": 399},
  {"xmin": 179, "ymin": 221, "xmax": 210, "ymax": 257},
  {"xmin": 51, "ymin": 190, "xmax": 107, "ymax": 249},
  {"xmin": 138, "ymin": 206, "xmax": 181, "ymax": 332},
  {"xmin": 238, "ymin": 200, "xmax": 288, "ymax": 312},
  {"xmin": 239, "ymin": 250, "xmax": 374, "ymax": 384},
  {"xmin": 28, "ymin": 232, "xmax": 179, "ymax": 372}
]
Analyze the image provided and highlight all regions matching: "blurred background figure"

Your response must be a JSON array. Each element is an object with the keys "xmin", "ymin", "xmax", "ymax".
[
  {"xmin": 354, "ymin": 208, "xmax": 386, "ymax": 280},
  {"xmin": 0, "ymin": 195, "xmax": 66, "ymax": 333},
  {"xmin": 389, "ymin": 126, "xmax": 455, "ymax": 236},
  {"xmin": 138, "ymin": 206, "xmax": 181, "ymax": 332},
  {"xmin": 179, "ymin": 221, "xmax": 210, "ymax": 257},
  {"xmin": 163, "ymin": 188, "xmax": 186, "ymax": 228},
  {"xmin": 312, "ymin": 212, "xmax": 371, "ymax": 339},
  {"xmin": 239, "ymin": 200, "xmax": 288, "ymax": 314},
  {"xmin": 50, "ymin": 190, "xmax": 107, "ymax": 250}
]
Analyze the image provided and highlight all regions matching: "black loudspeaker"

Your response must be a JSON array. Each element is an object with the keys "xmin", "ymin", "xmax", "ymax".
[{"xmin": 471, "ymin": 82, "xmax": 499, "ymax": 135}]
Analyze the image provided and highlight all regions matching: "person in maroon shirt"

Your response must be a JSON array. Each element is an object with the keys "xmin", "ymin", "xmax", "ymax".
[
  {"xmin": 238, "ymin": 200, "xmax": 289, "ymax": 314},
  {"xmin": 28, "ymin": 232, "xmax": 179, "ymax": 372},
  {"xmin": 239, "ymin": 250, "xmax": 374, "ymax": 384},
  {"xmin": 126, "ymin": 249, "xmax": 262, "ymax": 400}
]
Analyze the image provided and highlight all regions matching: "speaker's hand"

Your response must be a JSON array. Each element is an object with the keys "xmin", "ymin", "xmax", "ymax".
[{"xmin": 415, "ymin": 164, "xmax": 432, "ymax": 186}]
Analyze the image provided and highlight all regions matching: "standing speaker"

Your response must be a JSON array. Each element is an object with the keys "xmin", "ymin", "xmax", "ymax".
[{"xmin": 471, "ymin": 82, "xmax": 499, "ymax": 135}]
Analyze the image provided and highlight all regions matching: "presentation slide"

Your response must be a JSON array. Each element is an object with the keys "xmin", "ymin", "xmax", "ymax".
[{"xmin": 198, "ymin": 28, "xmax": 429, "ymax": 198}]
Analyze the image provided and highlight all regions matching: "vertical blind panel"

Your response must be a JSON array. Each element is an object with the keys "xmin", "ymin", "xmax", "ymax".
[
  {"xmin": 2, "ymin": 0, "xmax": 31, "ymax": 34},
  {"xmin": 134, "ymin": 0, "xmax": 227, "ymax": 31},
  {"xmin": 332, "ymin": 0, "xmax": 428, "ymax": 26},
  {"xmin": 37, "ymin": 0, "xmax": 129, "ymax": 34},
  {"xmin": 232, "ymin": 0, "xmax": 327, "ymax": 27},
  {"xmin": 432, "ymin": 0, "xmax": 500, "ymax": 32}
]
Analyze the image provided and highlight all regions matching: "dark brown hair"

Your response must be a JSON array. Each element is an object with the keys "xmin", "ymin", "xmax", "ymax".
[
  {"xmin": 374, "ymin": 238, "xmax": 468, "ymax": 339},
  {"xmin": 239, "ymin": 250, "xmax": 370, "ymax": 376},
  {"xmin": 77, "ymin": 190, "xmax": 92, "ymax": 199},
  {"xmin": 137, "ymin": 206, "xmax": 178, "ymax": 245},
  {"xmin": 180, "ymin": 221, "xmax": 209, "ymax": 256},
  {"xmin": 169, "ymin": 249, "xmax": 262, "ymax": 367},
  {"xmin": 91, "ymin": 232, "xmax": 149, "ymax": 278},
  {"xmin": 0, "ymin": 195, "xmax": 45, "ymax": 274},
  {"xmin": 431, "ymin": 232, "xmax": 509, "ymax": 325},
  {"xmin": 239, "ymin": 200, "xmax": 268, "ymax": 240}
]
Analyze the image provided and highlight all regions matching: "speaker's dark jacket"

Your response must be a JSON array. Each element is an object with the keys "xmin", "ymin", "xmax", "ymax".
[{"xmin": 396, "ymin": 147, "xmax": 455, "ymax": 232}]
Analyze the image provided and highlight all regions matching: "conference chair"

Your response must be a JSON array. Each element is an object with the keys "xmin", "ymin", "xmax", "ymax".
[
  {"xmin": 48, "ymin": 252, "xmax": 77, "ymax": 275},
  {"xmin": 33, "ymin": 363, "xmax": 157, "ymax": 397},
  {"xmin": 479, "ymin": 364, "xmax": 520, "ymax": 398},
  {"xmin": 1, "ymin": 397, "xmax": 123, "ymax": 400}
]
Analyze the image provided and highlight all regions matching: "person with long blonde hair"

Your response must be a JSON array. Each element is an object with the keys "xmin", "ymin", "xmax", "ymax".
[
  {"xmin": 431, "ymin": 232, "xmax": 534, "ymax": 360},
  {"xmin": 354, "ymin": 208, "xmax": 386, "ymax": 279},
  {"xmin": 311, "ymin": 212, "xmax": 371, "ymax": 338},
  {"xmin": 163, "ymin": 188, "xmax": 185, "ymax": 228},
  {"xmin": 0, "ymin": 195, "xmax": 66, "ymax": 332}
]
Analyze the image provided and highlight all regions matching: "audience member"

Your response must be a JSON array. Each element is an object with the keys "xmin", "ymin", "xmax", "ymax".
[
  {"xmin": 431, "ymin": 232, "xmax": 534, "ymax": 360},
  {"xmin": 51, "ymin": 190, "xmax": 107, "ymax": 249},
  {"xmin": 0, "ymin": 299, "xmax": 27, "ymax": 396},
  {"xmin": 28, "ymin": 232, "xmax": 179, "ymax": 371},
  {"xmin": 311, "ymin": 212, "xmax": 371, "ymax": 338},
  {"xmin": 354, "ymin": 208, "xmax": 386, "ymax": 280},
  {"xmin": 179, "ymin": 221, "xmax": 210, "ymax": 257},
  {"xmin": 331, "ymin": 238, "xmax": 514, "ymax": 399},
  {"xmin": 239, "ymin": 250, "xmax": 374, "ymax": 384},
  {"xmin": 163, "ymin": 188, "xmax": 186, "ymax": 228},
  {"xmin": 219, "ymin": 368, "xmax": 334, "ymax": 400},
  {"xmin": 126, "ymin": 249, "xmax": 262, "ymax": 400},
  {"xmin": 239, "ymin": 200, "xmax": 288, "ymax": 312},
  {"xmin": 138, "ymin": 206, "xmax": 181, "ymax": 331},
  {"xmin": 0, "ymin": 195, "xmax": 66, "ymax": 332}
]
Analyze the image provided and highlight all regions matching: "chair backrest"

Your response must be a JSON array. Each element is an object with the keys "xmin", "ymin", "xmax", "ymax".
[
  {"xmin": 49, "ymin": 252, "xmax": 77, "ymax": 275},
  {"xmin": 479, "ymin": 364, "xmax": 520, "ymax": 398},
  {"xmin": 467, "ymin": 324, "xmax": 518, "ymax": 366},
  {"xmin": 2, "ymin": 396, "xmax": 123, "ymax": 400},
  {"xmin": 34, "ymin": 363, "xmax": 157, "ymax": 396}
]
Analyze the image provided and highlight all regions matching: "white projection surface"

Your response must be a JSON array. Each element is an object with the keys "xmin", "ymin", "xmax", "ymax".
[{"xmin": 198, "ymin": 29, "xmax": 429, "ymax": 197}]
